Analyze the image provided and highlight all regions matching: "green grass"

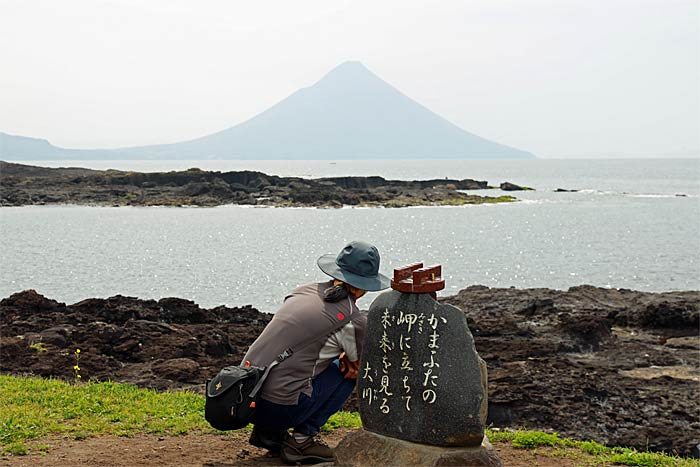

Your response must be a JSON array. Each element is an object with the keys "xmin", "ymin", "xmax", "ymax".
[
  {"xmin": 434, "ymin": 195, "xmax": 517, "ymax": 206},
  {"xmin": 607, "ymin": 451, "xmax": 696, "ymax": 467},
  {"xmin": 3, "ymin": 441, "xmax": 28, "ymax": 455},
  {"xmin": 485, "ymin": 428, "xmax": 700, "ymax": 467},
  {"xmin": 510, "ymin": 430, "xmax": 565, "ymax": 448},
  {"xmin": 1, "ymin": 375, "xmax": 698, "ymax": 466},
  {"xmin": 0, "ymin": 375, "xmax": 207, "ymax": 449},
  {"xmin": 480, "ymin": 195, "xmax": 518, "ymax": 204},
  {"xmin": 320, "ymin": 411, "xmax": 362, "ymax": 431},
  {"xmin": 0, "ymin": 375, "xmax": 360, "ymax": 456}
]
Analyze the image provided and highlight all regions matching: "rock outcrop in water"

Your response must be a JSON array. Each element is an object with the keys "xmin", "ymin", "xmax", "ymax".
[
  {"xmin": 1, "ymin": 286, "xmax": 698, "ymax": 455},
  {"xmin": 499, "ymin": 181, "xmax": 532, "ymax": 191},
  {"xmin": 0, "ymin": 161, "xmax": 515, "ymax": 207}
]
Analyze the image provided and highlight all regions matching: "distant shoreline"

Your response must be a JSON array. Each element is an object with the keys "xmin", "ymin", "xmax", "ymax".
[{"xmin": 0, "ymin": 161, "xmax": 520, "ymax": 208}]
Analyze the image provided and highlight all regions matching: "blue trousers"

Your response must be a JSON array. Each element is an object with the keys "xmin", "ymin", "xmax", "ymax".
[{"xmin": 253, "ymin": 361, "xmax": 355, "ymax": 436}]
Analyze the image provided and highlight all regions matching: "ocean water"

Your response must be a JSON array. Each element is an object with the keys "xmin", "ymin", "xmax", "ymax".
[{"xmin": 1, "ymin": 159, "xmax": 698, "ymax": 311}]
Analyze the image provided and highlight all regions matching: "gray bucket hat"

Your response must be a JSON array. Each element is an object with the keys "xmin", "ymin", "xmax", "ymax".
[{"xmin": 317, "ymin": 241, "xmax": 391, "ymax": 292}]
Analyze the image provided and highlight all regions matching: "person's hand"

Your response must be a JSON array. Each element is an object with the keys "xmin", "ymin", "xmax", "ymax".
[{"xmin": 339, "ymin": 354, "xmax": 360, "ymax": 379}]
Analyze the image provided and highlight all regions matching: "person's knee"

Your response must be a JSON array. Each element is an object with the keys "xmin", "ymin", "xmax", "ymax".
[
  {"xmin": 334, "ymin": 377, "xmax": 356, "ymax": 404},
  {"xmin": 341, "ymin": 376, "xmax": 356, "ymax": 390}
]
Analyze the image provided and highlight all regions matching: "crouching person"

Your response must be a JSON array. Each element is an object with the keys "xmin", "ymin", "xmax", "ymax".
[{"xmin": 243, "ymin": 241, "xmax": 390, "ymax": 464}]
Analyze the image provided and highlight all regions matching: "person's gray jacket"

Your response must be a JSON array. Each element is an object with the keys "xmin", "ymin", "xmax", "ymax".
[{"xmin": 242, "ymin": 281, "xmax": 367, "ymax": 405}]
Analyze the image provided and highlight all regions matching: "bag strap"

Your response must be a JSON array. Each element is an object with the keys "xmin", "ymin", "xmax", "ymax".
[{"xmin": 249, "ymin": 297, "xmax": 363, "ymax": 398}]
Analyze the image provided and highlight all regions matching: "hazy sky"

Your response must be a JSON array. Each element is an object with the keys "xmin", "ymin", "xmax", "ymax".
[{"xmin": 1, "ymin": 0, "xmax": 698, "ymax": 158}]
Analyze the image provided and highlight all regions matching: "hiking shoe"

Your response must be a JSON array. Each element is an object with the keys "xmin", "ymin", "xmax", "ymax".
[
  {"xmin": 249, "ymin": 426, "xmax": 286, "ymax": 455},
  {"xmin": 280, "ymin": 433, "xmax": 334, "ymax": 465}
]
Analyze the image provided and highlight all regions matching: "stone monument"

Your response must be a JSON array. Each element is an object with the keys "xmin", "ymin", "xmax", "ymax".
[{"xmin": 334, "ymin": 263, "xmax": 501, "ymax": 467}]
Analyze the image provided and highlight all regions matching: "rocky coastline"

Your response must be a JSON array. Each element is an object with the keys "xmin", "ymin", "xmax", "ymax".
[
  {"xmin": 1, "ymin": 286, "xmax": 698, "ymax": 456},
  {"xmin": 0, "ymin": 161, "xmax": 517, "ymax": 208}
]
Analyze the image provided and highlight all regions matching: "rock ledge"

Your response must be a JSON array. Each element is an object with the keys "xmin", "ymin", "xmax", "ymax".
[{"xmin": 334, "ymin": 429, "xmax": 501, "ymax": 467}]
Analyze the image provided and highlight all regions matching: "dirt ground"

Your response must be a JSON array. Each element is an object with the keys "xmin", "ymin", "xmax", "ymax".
[{"xmin": 0, "ymin": 429, "xmax": 588, "ymax": 467}]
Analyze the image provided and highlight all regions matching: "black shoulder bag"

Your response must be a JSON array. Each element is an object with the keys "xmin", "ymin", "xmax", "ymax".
[{"xmin": 205, "ymin": 308, "xmax": 363, "ymax": 431}]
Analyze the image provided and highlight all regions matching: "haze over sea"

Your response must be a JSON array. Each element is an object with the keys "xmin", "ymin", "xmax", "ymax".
[{"xmin": 1, "ymin": 158, "xmax": 698, "ymax": 311}]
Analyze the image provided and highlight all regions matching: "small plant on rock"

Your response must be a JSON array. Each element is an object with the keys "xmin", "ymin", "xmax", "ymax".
[
  {"xmin": 29, "ymin": 342, "xmax": 48, "ymax": 354},
  {"xmin": 73, "ymin": 348, "xmax": 82, "ymax": 382}
]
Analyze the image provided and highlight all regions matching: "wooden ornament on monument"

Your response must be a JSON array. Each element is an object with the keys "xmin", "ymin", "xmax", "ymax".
[{"xmin": 333, "ymin": 264, "xmax": 502, "ymax": 467}]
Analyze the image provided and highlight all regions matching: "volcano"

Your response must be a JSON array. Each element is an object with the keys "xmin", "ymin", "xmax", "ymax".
[{"xmin": 1, "ymin": 61, "xmax": 534, "ymax": 160}]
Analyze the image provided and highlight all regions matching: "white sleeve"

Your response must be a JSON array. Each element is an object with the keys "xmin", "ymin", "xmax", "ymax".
[
  {"xmin": 334, "ymin": 322, "xmax": 360, "ymax": 361},
  {"xmin": 317, "ymin": 321, "xmax": 360, "ymax": 362}
]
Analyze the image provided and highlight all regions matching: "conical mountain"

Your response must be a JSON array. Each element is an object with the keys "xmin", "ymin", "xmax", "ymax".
[
  {"xmin": 133, "ymin": 61, "xmax": 533, "ymax": 159},
  {"xmin": 1, "ymin": 61, "xmax": 534, "ymax": 160}
]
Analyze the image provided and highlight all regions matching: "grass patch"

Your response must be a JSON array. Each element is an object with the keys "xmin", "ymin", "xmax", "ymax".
[
  {"xmin": 438, "ymin": 195, "xmax": 518, "ymax": 205},
  {"xmin": 481, "ymin": 195, "xmax": 518, "ymax": 204},
  {"xmin": 486, "ymin": 428, "xmax": 700, "ymax": 467},
  {"xmin": 2, "ymin": 375, "xmax": 698, "ymax": 467},
  {"xmin": 34, "ymin": 444, "xmax": 50, "ymax": 454},
  {"xmin": 2, "ymin": 441, "xmax": 28, "ymax": 456},
  {"xmin": 321, "ymin": 411, "xmax": 362, "ymax": 431},
  {"xmin": 484, "ymin": 428, "xmax": 517, "ymax": 444},
  {"xmin": 578, "ymin": 440, "xmax": 610, "ymax": 456},
  {"xmin": 608, "ymin": 450, "xmax": 692, "ymax": 467},
  {"xmin": 0, "ymin": 375, "xmax": 211, "ymax": 447},
  {"xmin": 511, "ymin": 430, "xmax": 564, "ymax": 448},
  {"xmin": 0, "ymin": 375, "xmax": 371, "ymax": 453}
]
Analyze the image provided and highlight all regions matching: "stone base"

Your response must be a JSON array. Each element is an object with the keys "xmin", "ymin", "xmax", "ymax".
[{"xmin": 333, "ymin": 429, "xmax": 502, "ymax": 467}]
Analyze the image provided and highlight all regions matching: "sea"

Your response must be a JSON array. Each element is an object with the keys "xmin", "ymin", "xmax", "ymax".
[{"xmin": 1, "ymin": 158, "xmax": 698, "ymax": 311}]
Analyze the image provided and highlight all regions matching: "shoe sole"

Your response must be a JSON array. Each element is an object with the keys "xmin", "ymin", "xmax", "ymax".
[
  {"xmin": 250, "ymin": 430, "xmax": 284, "ymax": 455},
  {"xmin": 249, "ymin": 439, "xmax": 281, "ymax": 455},
  {"xmin": 281, "ymin": 451, "xmax": 333, "ymax": 465}
]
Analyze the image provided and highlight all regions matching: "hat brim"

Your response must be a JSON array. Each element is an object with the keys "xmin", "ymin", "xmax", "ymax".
[{"xmin": 317, "ymin": 254, "xmax": 391, "ymax": 292}]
